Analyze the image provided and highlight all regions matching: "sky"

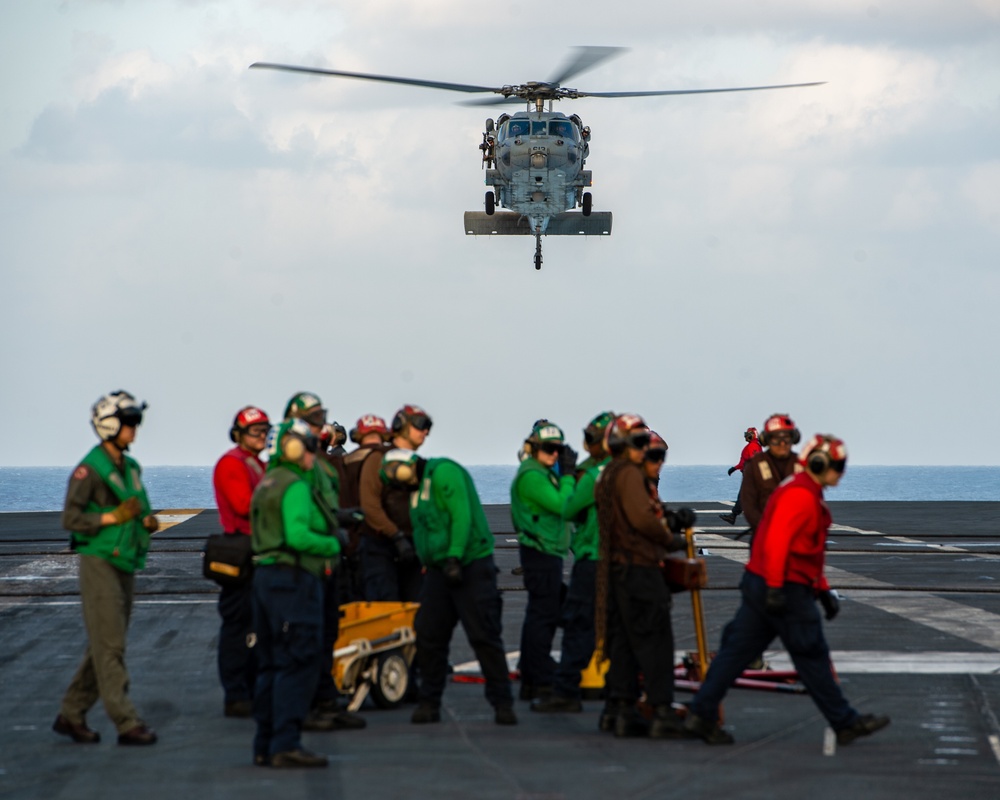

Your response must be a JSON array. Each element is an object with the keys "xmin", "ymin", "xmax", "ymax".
[{"xmin": 1, "ymin": 1, "xmax": 998, "ymax": 467}]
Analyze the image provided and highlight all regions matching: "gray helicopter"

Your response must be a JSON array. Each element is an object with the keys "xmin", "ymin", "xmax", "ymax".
[{"xmin": 251, "ymin": 47, "xmax": 822, "ymax": 270}]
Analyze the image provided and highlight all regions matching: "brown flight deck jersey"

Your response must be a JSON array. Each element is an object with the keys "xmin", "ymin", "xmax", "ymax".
[
  {"xmin": 739, "ymin": 450, "xmax": 800, "ymax": 530},
  {"xmin": 596, "ymin": 459, "xmax": 675, "ymax": 567},
  {"xmin": 358, "ymin": 448, "xmax": 414, "ymax": 539}
]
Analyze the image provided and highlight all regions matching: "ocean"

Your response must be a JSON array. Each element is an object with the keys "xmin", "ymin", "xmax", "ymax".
[{"xmin": 0, "ymin": 465, "xmax": 997, "ymax": 512}]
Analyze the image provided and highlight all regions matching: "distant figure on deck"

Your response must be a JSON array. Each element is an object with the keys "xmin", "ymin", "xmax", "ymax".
[
  {"xmin": 212, "ymin": 405, "xmax": 270, "ymax": 719},
  {"xmin": 719, "ymin": 427, "xmax": 762, "ymax": 526},
  {"xmin": 54, "ymin": 391, "xmax": 159, "ymax": 746},
  {"xmin": 739, "ymin": 413, "xmax": 801, "ymax": 540},
  {"xmin": 686, "ymin": 435, "xmax": 891, "ymax": 747}
]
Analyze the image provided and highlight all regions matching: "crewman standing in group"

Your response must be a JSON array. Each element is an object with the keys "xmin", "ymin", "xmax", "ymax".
[
  {"xmin": 739, "ymin": 413, "xmax": 801, "ymax": 537},
  {"xmin": 719, "ymin": 426, "xmax": 762, "ymax": 526},
  {"xmin": 250, "ymin": 419, "xmax": 344, "ymax": 768},
  {"xmin": 685, "ymin": 435, "xmax": 891, "ymax": 746},
  {"xmin": 283, "ymin": 392, "xmax": 366, "ymax": 732},
  {"xmin": 54, "ymin": 391, "xmax": 160, "ymax": 746},
  {"xmin": 381, "ymin": 449, "xmax": 517, "ymax": 726},
  {"xmin": 212, "ymin": 405, "xmax": 270, "ymax": 718},
  {"xmin": 531, "ymin": 411, "xmax": 614, "ymax": 714},
  {"xmin": 594, "ymin": 414, "xmax": 692, "ymax": 739},
  {"xmin": 511, "ymin": 420, "xmax": 577, "ymax": 701},
  {"xmin": 357, "ymin": 405, "xmax": 433, "ymax": 602}
]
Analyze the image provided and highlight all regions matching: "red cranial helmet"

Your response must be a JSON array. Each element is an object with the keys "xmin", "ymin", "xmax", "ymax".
[
  {"xmin": 761, "ymin": 413, "xmax": 800, "ymax": 446},
  {"xmin": 800, "ymin": 434, "xmax": 848, "ymax": 475},
  {"xmin": 350, "ymin": 414, "xmax": 389, "ymax": 444},
  {"xmin": 605, "ymin": 413, "xmax": 651, "ymax": 454},
  {"xmin": 230, "ymin": 405, "xmax": 270, "ymax": 443}
]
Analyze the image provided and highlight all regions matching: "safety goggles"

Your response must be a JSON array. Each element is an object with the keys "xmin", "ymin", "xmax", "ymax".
[
  {"xmin": 117, "ymin": 410, "xmax": 143, "ymax": 428},
  {"xmin": 409, "ymin": 414, "xmax": 433, "ymax": 433},
  {"xmin": 539, "ymin": 442, "xmax": 564, "ymax": 455},
  {"xmin": 583, "ymin": 428, "xmax": 604, "ymax": 446},
  {"xmin": 626, "ymin": 433, "xmax": 651, "ymax": 450},
  {"xmin": 830, "ymin": 459, "xmax": 847, "ymax": 474},
  {"xmin": 644, "ymin": 448, "xmax": 667, "ymax": 464},
  {"xmin": 768, "ymin": 432, "xmax": 793, "ymax": 445},
  {"xmin": 244, "ymin": 424, "xmax": 271, "ymax": 438},
  {"xmin": 303, "ymin": 408, "xmax": 327, "ymax": 427}
]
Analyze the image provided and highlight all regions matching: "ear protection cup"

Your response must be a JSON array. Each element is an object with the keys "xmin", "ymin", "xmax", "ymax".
[
  {"xmin": 391, "ymin": 412, "xmax": 405, "ymax": 434},
  {"xmin": 393, "ymin": 462, "xmax": 416, "ymax": 484},
  {"xmin": 283, "ymin": 435, "xmax": 305, "ymax": 462},
  {"xmin": 229, "ymin": 427, "xmax": 240, "ymax": 444},
  {"xmin": 807, "ymin": 449, "xmax": 830, "ymax": 475}
]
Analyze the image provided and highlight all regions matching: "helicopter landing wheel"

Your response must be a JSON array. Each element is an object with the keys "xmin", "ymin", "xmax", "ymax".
[
  {"xmin": 582, "ymin": 192, "xmax": 592, "ymax": 217},
  {"xmin": 485, "ymin": 191, "xmax": 495, "ymax": 216}
]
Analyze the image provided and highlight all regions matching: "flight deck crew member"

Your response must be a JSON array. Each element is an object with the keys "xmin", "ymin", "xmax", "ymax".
[
  {"xmin": 531, "ymin": 411, "xmax": 614, "ymax": 714},
  {"xmin": 511, "ymin": 420, "xmax": 577, "ymax": 701},
  {"xmin": 381, "ymin": 450, "xmax": 517, "ymax": 726},
  {"xmin": 739, "ymin": 413, "xmax": 801, "ymax": 536},
  {"xmin": 54, "ymin": 391, "xmax": 159, "ymax": 746},
  {"xmin": 336, "ymin": 415, "xmax": 393, "ymax": 602},
  {"xmin": 719, "ymin": 427, "xmax": 762, "ymax": 526},
  {"xmin": 685, "ymin": 435, "xmax": 891, "ymax": 746},
  {"xmin": 212, "ymin": 405, "xmax": 270, "ymax": 718},
  {"xmin": 283, "ymin": 392, "xmax": 366, "ymax": 732},
  {"xmin": 594, "ymin": 414, "xmax": 692, "ymax": 739},
  {"xmin": 250, "ymin": 419, "xmax": 345, "ymax": 768},
  {"xmin": 357, "ymin": 404, "xmax": 432, "ymax": 602}
]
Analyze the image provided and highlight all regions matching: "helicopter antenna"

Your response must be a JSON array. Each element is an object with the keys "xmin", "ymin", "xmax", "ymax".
[{"xmin": 534, "ymin": 230, "xmax": 543, "ymax": 270}]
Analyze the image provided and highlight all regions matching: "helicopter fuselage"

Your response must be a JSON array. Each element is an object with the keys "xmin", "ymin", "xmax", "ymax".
[{"xmin": 483, "ymin": 111, "xmax": 592, "ymax": 234}]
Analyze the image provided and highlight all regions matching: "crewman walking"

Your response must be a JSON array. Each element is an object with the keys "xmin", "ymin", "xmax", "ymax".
[
  {"xmin": 720, "ymin": 426, "xmax": 762, "ymax": 526},
  {"xmin": 685, "ymin": 435, "xmax": 891, "ymax": 746}
]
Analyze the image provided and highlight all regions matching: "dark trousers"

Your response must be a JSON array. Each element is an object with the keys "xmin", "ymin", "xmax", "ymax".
[
  {"xmin": 732, "ymin": 476, "xmax": 746, "ymax": 517},
  {"xmin": 553, "ymin": 558, "xmax": 596, "ymax": 700},
  {"xmin": 312, "ymin": 570, "xmax": 341, "ymax": 707},
  {"xmin": 414, "ymin": 555, "xmax": 512, "ymax": 708},
  {"xmin": 518, "ymin": 544, "xmax": 563, "ymax": 689},
  {"xmin": 217, "ymin": 580, "xmax": 256, "ymax": 704},
  {"xmin": 606, "ymin": 563, "xmax": 675, "ymax": 708},
  {"xmin": 689, "ymin": 571, "xmax": 858, "ymax": 730},
  {"xmin": 252, "ymin": 566, "xmax": 323, "ymax": 758},
  {"xmin": 360, "ymin": 534, "xmax": 423, "ymax": 602}
]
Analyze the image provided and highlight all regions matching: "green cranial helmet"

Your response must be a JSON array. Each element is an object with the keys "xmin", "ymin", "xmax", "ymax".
[
  {"xmin": 283, "ymin": 392, "xmax": 326, "ymax": 427},
  {"xmin": 583, "ymin": 411, "xmax": 616, "ymax": 447},
  {"xmin": 527, "ymin": 421, "xmax": 565, "ymax": 446}
]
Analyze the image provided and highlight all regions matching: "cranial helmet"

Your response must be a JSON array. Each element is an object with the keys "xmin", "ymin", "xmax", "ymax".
[
  {"xmin": 230, "ymin": 406, "xmax": 270, "ymax": 443},
  {"xmin": 283, "ymin": 392, "xmax": 326, "ymax": 427},
  {"xmin": 321, "ymin": 422, "xmax": 347, "ymax": 448},
  {"xmin": 760, "ymin": 413, "xmax": 800, "ymax": 447},
  {"xmin": 605, "ymin": 413, "xmax": 651, "ymax": 454},
  {"xmin": 527, "ymin": 421, "xmax": 565, "ymax": 446},
  {"xmin": 800, "ymin": 434, "xmax": 848, "ymax": 476},
  {"xmin": 380, "ymin": 449, "xmax": 424, "ymax": 486},
  {"xmin": 350, "ymin": 414, "xmax": 390, "ymax": 444},
  {"xmin": 744, "ymin": 427, "xmax": 759, "ymax": 442},
  {"xmin": 91, "ymin": 391, "xmax": 147, "ymax": 441},
  {"xmin": 391, "ymin": 404, "xmax": 433, "ymax": 436},
  {"xmin": 268, "ymin": 418, "xmax": 319, "ymax": 463},
  {"xmin": 584, "ymin": 411, "xmax": 616, "ymax": 447}
]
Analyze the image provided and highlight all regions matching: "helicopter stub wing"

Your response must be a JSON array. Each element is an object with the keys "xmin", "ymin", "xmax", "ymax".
[{"xmin": 464, "ymin": 212, "xmax": 612, "ymax": 236}]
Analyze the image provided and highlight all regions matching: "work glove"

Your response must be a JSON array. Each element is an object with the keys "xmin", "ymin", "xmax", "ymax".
[
  {"xmin": 337, "ymin": 507, "xmax": 364, "ymax": 528},
  {"xmin": 391, "ymin": 532, "xmax": 417, "ymax": 563},
  {"xmin": 442, "ymin": 557, "xmax": 463, "ymax": 587},
  {"xmin": 727, "ymin": 467, "xmax": 736, "ymax": 476},
  {"xmin": 110, "ymin": 497, "xmax": 142, "ymax": 524},
  {"xmin": 334, "ymin": 527, "xmax": 352, "ymax": 552},
  {"xmin": 557, "ymin": 445, "xmax": 578, "ymax": 478},
  {"xmin": 765, "ymin": 587, "xmax": 787, "ymax": 616},
  {"xmin": 664, "ymin": 508, "xmax": 698, "ymax": 533},
  {"xmin": 664, "ymin": 530, "xmax": 688, "ymax": 553},
  {"xmin": 818, "ymin": 589, "xmax": 841, "ymax": 621},
  {"xmin": 141, "ymin": 515, "xmax": 159, "ymax": 533}
]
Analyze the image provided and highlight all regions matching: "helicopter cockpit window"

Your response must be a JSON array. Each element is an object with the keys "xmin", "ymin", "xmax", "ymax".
[
  {"xmin": 531, "ymin": 121, "xmax": 548, "ymax": 136},
  {"xmin": 505, "ymin": 120, "xmax": 529, "ymax": 138},
  {"xmin": 549, "ymin": 120, "xmax": 577, "ymax": 140}
]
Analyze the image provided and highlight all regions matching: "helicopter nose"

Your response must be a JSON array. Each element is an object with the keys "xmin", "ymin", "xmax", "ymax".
[{"xmin": 530, "ymin": 152, "xmax": 547, "ymax": 169}]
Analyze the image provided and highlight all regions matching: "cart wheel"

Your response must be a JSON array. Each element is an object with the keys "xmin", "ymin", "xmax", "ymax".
[{"xmin": 370, "ymin": 652, "xmax": 410, "ymax": 708}]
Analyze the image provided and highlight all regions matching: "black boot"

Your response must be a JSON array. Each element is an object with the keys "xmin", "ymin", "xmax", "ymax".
[
  {"xmin": 649, "ymin": 705, "xmax": 686, "ymax": 739},
  {"xmin": 614, "ymin": 707, "xmax": 650, "ymax": 738}
]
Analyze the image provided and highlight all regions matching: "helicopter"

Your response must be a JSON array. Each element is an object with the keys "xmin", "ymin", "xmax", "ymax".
[{"xmin": 250, "ymin": 47, "xmax": 823, "ymax": 270}]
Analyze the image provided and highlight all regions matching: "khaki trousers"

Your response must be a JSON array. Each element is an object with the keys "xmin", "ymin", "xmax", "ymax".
[{"xmin": 60, "ymin": 555, "xmax": 141, "ymax": 733}]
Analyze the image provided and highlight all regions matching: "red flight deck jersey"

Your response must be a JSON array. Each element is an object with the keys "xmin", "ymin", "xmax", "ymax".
[
  {"xmin": 733, "ymin": 440, "xmax": 763, "ymax": 472},
  {"xmin": 213, "ymin": 446, "xmax": 265, "ymax": 534},
  {"xmin": 746, "ymin": 471, "xmax": 831, "ymax": 592}
]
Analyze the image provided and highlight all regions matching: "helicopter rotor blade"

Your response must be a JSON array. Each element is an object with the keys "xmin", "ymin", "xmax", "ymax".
[
  {"xmin": 458, "ymin": 96, "xmax": 530, "ymax": 107},
  {"xmin": 547, "ymin": 46, "xmax": 627, "ymax": 87},
  {"xmin": 249, "ymin": 62, "xmax": 500, "ymax": 95},
  {"xmin": 576, "ymin": 81, "xmax": 826, "ymax": 98}
]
